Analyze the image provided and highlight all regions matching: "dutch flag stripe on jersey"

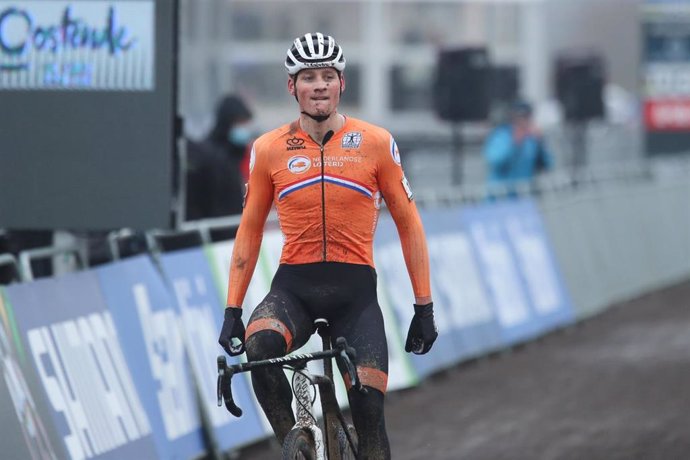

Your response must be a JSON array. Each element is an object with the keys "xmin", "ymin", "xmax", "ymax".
[
  {"xmin": 323, "ymin": 174, "xmax": 374, "ymax": 198},
  {"xmin": 278, "ymin": 174, "xmax": 374, "ymax": 200},
  {"xmin": 278, "ymin": 175, "xmax": 322, "ymax": 200}
]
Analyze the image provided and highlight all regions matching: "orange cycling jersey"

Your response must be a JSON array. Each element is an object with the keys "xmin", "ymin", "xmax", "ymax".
[{"xmin": 227, "ymin": 116, "xmax": 430, "ymax": 306}]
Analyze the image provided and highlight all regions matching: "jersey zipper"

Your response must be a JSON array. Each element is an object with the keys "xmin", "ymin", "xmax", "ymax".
[
  {"xmin": 318, "ymin": 130, "xmax": 335, "ymax": 261},
  {"xmin": 320, "ymin": 141, "xmax": 327, "ymax": 261}
]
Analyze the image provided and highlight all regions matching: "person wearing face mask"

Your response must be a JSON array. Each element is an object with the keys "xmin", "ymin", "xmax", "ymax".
[
  {"xmin": 483, "ymin": 99, "xmax": 553, "ymax": 199},
  {"xmin": 185, "ymin": 94, "xmax": 254, "ymax": 221},
  {"xmin": 217, "ymin": 33, "xmax": 437, "ymax": 459}
]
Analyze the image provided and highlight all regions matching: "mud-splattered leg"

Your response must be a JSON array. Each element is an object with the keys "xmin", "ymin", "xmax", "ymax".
[
  {"xmin": 245, "ymin": 290, "xmax": 312, "ymax": 443},
  {"xmin": 332, "ymin": 297, "xmax": 391, "ymax": 460}
]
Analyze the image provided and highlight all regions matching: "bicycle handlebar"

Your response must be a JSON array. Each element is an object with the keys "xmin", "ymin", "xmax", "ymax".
[
  {"xmin": 216, "ymin": 355, "xmax": 243, "ymax": 417},
  {"xmin": 216, "ymin": 336, "xmax": 366, "ymax": 418}
]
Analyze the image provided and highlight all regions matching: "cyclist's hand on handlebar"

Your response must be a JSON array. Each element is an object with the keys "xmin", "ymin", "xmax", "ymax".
[
  {"xmin": 405, "ymin": 302, "xmax": 438, "ymax": 355},
  {"xmin": 218, "ymin": 307, "xmax": 246, "ymax": 356}
]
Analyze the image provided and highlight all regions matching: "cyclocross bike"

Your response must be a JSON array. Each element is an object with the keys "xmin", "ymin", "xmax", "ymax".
[{"xmin": 217, "ymin": 318, "xmax": 365, "ymax": 459}]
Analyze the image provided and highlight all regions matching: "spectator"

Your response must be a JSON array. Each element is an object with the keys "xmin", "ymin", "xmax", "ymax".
[
  {"xmin": 483, "ymin": 99, "xmax": 553, "ymax": 198},
  {"xmin": 185, "ymin": 94, "xmax": 254, "ymax": 221}
]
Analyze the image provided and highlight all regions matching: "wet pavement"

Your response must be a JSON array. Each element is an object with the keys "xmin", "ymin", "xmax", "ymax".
[{"xmin": 234, "ymin": 279, "xmax": 690, "ymax": 460}]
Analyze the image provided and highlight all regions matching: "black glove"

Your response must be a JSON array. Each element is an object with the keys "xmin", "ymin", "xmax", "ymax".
[
  {"xmin": 218, "ymin": 307, "xmax": 246, "ymax": 356},
  {"xmin": 405, "ymin": 302, "xmax": 438, "ymax": 355}
]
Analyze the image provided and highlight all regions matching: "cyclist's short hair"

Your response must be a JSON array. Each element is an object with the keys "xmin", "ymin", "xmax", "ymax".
[{"xmin": 285, "ymin": 32, "xmax": 346, "ymax": 76}]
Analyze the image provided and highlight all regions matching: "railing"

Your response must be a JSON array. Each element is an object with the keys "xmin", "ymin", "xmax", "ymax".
[
  {"xmin": 2, "ymin": 154, "xmax": 686, "ymax": 283},
  {"xmin": 0, "ymin": 253, "xmax": 21, "ymax": 283},
  {"xmin": 18, "ymin": 243, "xmax": 83, "ymax": 282}
]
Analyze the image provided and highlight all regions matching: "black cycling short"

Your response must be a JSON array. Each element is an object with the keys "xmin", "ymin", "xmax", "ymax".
[{"xmin": 245, "ymin": 262, "xmax": 389, "ymax": 393}]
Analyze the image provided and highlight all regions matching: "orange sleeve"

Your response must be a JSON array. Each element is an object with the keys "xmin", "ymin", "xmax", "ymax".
[
  {"xmin": 226, "ymin": 141, "xmax": 274, "ymax": 307},
  {"xmin": 377, "ymin": 134, "xmax": 432, "ymax": 300}
]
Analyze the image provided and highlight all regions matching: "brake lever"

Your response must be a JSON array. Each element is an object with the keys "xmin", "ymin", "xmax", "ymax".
[
  {"xmin": 335, "ymin": 337, "xmax": 368, "ymax": 395},
  {"xmin": 216, "ymin": 355, "xmax": 243, "ymax": 417}
]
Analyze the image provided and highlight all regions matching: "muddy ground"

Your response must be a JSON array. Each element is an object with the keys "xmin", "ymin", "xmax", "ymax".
[{"xmin": 234, "ymin": 280, "xmax": 690, "ymax": 459}]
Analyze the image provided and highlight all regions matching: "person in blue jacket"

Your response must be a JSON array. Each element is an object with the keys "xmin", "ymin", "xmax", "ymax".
[{"xmin": 483, "ymin": 100, "xmax": 552, "ymax": 198}]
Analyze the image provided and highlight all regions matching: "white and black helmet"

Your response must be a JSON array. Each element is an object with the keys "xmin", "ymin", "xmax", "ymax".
[{"xmin": 285, "ymin": 32, "xmax": 346, "ymax": 75}]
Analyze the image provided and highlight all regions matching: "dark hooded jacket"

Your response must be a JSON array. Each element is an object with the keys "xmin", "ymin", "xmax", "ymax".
[{"xmin": 185, "ymin": 95, "xmax": 253, "ymax": 220}]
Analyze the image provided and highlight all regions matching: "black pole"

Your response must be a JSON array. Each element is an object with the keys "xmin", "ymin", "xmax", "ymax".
[
  {"xmin": 570, "ymin": 120, "xmax": 587, "ymax": 185},
  {"xmin": 171, "ymin": 0, "xmax": 184, "ymax": 229},
  {"xmin": 451, "ymin": 123, "xmax": 463, "ymax": 185}
]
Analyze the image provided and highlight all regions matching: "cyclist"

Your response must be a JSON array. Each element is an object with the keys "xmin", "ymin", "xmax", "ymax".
[{"xmin": 218, "ymin": 32, "xmax": 438, "ymax": 459}]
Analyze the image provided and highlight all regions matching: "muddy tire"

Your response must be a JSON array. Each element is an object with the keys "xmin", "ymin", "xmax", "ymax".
[
  {"xmin": 337, "ymin": 424, "xmax": 358, "ymax": 460},
  {"xmin": 282, "ymin": 428, "xmax": 317, "ymax": 460}
]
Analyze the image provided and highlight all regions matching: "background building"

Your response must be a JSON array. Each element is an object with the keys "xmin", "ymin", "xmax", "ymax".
[{"xmin": 179, "ymin": 0, "xmax": 645, "ymax": 187}]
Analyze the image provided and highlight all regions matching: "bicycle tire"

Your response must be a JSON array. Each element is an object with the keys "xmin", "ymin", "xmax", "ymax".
[
  {"xmin": 282, "ymin": 428, "xmax": 317, "ymax": 460},
  {"xmin": 337, "ymin": 424, "xmax": 358, "ymax": 460}
]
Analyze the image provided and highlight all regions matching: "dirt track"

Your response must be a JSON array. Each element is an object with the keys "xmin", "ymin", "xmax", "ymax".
[{"xmin": 236, "ymin": 280, "xmax": 690, "ymax": 459}]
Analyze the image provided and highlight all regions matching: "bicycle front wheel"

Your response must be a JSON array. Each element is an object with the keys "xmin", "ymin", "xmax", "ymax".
[
  {"xmin": 282, "ymin": 428, "xmax": 317, "ymax": 460},
  {"xmin": 337, "ymin": 424, "xmax": 358, "ymax": 460}
]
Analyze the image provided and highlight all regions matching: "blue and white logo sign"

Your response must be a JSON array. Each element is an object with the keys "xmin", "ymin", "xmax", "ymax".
[
  {"xmin": 97, "ymin": 256, "xmax": 207, "ymax": 460},
  {"xmin": 4, "ymin": 272, "xmax": 159, "ymax": 460},
  {"xmin": 0, "ymin": 1, "xmax": 155, "ymax": 91},
  {"xmin": 158, "ymin": 249, "xmax": 266, "ymax": 451}
]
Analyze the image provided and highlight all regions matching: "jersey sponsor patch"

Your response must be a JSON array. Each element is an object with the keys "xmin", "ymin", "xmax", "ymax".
[
  {"xmin": 287, "ymin": 155, "xmax": 312, "ymax": 174},
  {"xmin": 286, "ymin": 136, "xmax": 306, "ymax": 151},
  {"xmin": 249, "ymin": 145, "xmax": 256, "ymax": 173},
  {"xmin": 401, "ymin": 175, "xmax": 414, "ymax": 201},
  {"xmin": 390, "ymin": 137, "xmax": 401, "ymax": 165},
  {"xmin": 342, "ymin": 131, "xmax": 362, "ymax": 149},
  {"xmin": 373, "ymin": 191, "xmax": 382, "ymax": 209}
]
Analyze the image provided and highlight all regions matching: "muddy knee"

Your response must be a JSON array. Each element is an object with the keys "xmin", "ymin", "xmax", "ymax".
[{"xmin": 246, "ymin": 330, "xmax": 288, "ymax": 361}]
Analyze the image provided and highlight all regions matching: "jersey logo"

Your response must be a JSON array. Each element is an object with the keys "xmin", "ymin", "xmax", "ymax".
[
  {"xmin": 287, "ymin": 155, "xmax": 312, "ymax": 174},
  {"xmin": 401, "ymin": 175, "xmax": 414, "ymax": 201},
  {"xmin": 390, "ymin": 137, "xmax": 401, "ymax": 165},
  {"xmin": 248, "ymin": 144, "xmax": 256, "ymax": 173},
  {"xmin": 373, "ymin": 191, "xmax": 382, "ymax": 209},
  {"xmin": 286, "ymin": 137, "xmax": 306, "ymax": 151},
  {"xmin": 342, "ymin": 131, "xmax": 362, "ymax": 149}
]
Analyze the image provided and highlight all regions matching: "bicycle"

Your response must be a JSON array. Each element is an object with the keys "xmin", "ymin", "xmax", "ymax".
[{"xmin": 217, "ymin": 318, "xmax": 366, "ymax": 459}]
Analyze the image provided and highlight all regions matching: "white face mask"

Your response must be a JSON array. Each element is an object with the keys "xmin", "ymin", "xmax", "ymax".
[{"xmin": 228, "ymin": 125, "xmax": 253, "ymax": 146}]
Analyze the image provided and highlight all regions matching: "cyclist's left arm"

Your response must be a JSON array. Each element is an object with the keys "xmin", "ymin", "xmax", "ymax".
[
  {"xmin": 377, "ymin": 135, "xmax": 432, "ymax": 304},
  {"xmin": 226, "ymin": 142, "xmax": 274, "ymax": 307}
]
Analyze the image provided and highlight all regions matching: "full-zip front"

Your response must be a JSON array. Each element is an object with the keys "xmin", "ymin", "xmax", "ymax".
[{"xmin": 320, "ymin": 140, "xmax": 327, "ymax": 260}]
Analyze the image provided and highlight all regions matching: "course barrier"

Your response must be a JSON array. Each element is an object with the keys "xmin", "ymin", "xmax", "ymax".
[
  {"xmin": 538, "ymin": 180, "xmax": 690, "ymax": 318},
  {"xmin": 0, "ymin": 188, "xmax": 687, "ymax": 458}
]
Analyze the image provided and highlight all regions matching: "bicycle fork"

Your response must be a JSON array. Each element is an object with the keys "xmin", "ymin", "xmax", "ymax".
[{"xmin": 292, "ymin": 366, "xmax": 326, "ymax": 459}]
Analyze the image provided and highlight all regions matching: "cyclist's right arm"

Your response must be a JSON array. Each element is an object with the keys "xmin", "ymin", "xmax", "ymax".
[{"xmin": 226, "ymin": 142, "xmax": 274, "ymax": 307}]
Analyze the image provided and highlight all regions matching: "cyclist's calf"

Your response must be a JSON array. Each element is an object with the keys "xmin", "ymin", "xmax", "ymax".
[
  {"xmin": 349, "ymin": 387, "xmax": 391, "ymax": 460},
  {"xmin": 245, "ymin": 330, "xmax": 295, "ymax": 442}
]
